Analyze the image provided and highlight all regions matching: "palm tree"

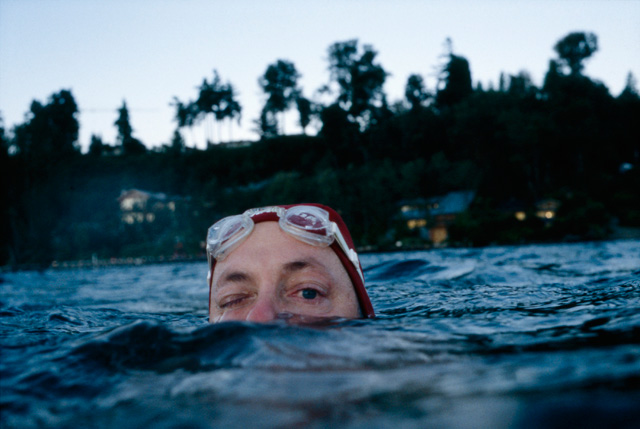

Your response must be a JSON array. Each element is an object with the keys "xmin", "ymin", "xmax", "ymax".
[{"xmin": 259, "ymin": 60, "xmax": 300, "ymax": 135}]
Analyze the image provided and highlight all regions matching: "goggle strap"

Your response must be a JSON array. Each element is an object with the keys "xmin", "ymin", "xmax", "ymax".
[{"xmin": 331, "ymin": 222, "xmax": 365, "ymax": 283}]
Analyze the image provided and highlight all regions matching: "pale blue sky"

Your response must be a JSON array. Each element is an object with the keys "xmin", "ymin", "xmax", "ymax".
[{"xmin": 1, "ymin": 0, "xmax": 639, "ymax": 151}]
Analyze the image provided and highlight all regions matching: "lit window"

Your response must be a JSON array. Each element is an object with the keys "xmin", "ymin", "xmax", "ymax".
[
  {"xmin": 407, "ymin": 219, "xmax": 427, "ymax": 229},
  {"xmin": 536, "ymin": 210, "xmax": 556, "ymax": 220},
  {"xmin": 121, "ymin": 199, "xmax": 135, "ymax": 210},
  {"xmin": 430, "ymin": 226, "xmax": 448, "ymax": 244},
  {"xmin": 515, "ymin": 211, "xmax": 526, "ymax": 221}
]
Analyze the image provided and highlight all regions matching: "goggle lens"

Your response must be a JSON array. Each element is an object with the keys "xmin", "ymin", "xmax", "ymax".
[
  {"xmin": 285, "ymin": 206, "xmax": 326, "ymax": 230},
  {"xmin": 207, "ymin": 214, "xmax": 254, "ymax": 261},
  {"xmin": 280, "ymin": 206, "xmax": 334, "ymax": 247}
]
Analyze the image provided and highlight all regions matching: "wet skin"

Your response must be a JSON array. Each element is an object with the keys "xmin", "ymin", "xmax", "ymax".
[{"xmin": 210, "ymin": 222, "xmax": 360, "ymax": 323}]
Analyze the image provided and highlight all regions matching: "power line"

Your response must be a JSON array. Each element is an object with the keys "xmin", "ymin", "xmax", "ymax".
[{"xmin": 82, "ymin": 108, "xmax": 163, "ymax": 114}]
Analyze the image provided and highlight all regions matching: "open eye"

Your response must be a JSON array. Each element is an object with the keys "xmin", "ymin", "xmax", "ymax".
[{"xmin": 301, "ymin": 289, "xmax": 318, "ymax": 300}]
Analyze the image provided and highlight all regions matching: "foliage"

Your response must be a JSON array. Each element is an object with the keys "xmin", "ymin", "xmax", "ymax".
[
  {"xmin": 173, "ymin": 70, "xmax": 241, "ymax": 143},
  {"xmin": 554, "ymin": 32, "xmax": 598, "ymax": 76},
  {"xmin": 259, "ymin": 59, "xmax": 300, "ymax": 135},
  {"xmin": 12, "ymin": 89, "xmax": 80, "ymax": 159},
  {"xmin": 295, "ymin": 96, "xmax": 313, "ymax": 134},
  {"xmin": 436, "ymin": 53, "xmax": 473, "ymax": 108},
  {"xmin": 169, "ymin": 129, "xmax": 185, "ymax": 155},
  {"xmin": 256, "ymin": 106, "xmax": 279, "ymax": 140},
  {"xmin": 3, "ymin": 31, "xmax": 639, "ymax": 266},
  {"xmin": 115, "ymin": 101, "xmax": 146, "ymax": 155},
  {"xmin": 405, "ymin": 74, "xmax": 430, "ymax": 111},
  {"xmin": 326, "ymin": 39, "xmax": 388, "ymax": 130},
  {"xmin": 88, "ymin": 134, "xmax": 105, "ymax": 157}
]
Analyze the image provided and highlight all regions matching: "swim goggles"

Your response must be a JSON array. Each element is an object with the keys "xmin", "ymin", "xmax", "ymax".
[{"xmin": 206, "ymin": 205, "xmax": 365, "ymax": 284}]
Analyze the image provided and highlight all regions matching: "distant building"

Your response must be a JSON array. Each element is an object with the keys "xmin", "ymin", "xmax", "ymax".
[
  {"xmin": 398, "ymin": 190, "xmax": 476, "ymax": 245},
  {"xmin": 208, "ymin": 140, "xmax": 254, "ymax": 149},
  {"xmin": 498, "ymin": 198, "xmax": 528, "ymax": 222},
  {"xmin": 535, "ymin": 198, "xmax": 560, "ymax": 222},
  {"xmin": 117, "ymin": 189, "xmax": 179, "ymax": 225}
]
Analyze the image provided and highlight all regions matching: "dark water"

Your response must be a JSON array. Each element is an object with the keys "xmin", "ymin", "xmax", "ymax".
[{"xmin": 1, "ymin": 241, "xmax": 639, "ymax": 428}]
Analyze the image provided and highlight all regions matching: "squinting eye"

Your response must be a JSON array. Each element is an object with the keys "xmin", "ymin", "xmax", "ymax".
[
  {"xmin": 220, "ymin": 296, "xmax": 247, "ymax": 309},
  {"xmin": 301, "ymin": 289, "xmax": 318, "ymax": 300}
]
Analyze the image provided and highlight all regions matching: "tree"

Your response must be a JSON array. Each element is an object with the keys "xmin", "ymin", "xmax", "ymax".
[
  {"xmin": 499, "ymin": 72, "xmax": 508, "ymax": 92},
  {"xmin": 0, "ymin": 114, "xmax": 7, "ymax": 157},
  {"xmin": 0, "ymin": 114, "xmax": 10, "ymax": 265},
  {"xmin": 436, "ymin": 52, "xmax": 473, "ymax": 108},
  {"xmin": 219, "ymin": 83, "xmax": 242, "ymax": 141},
  {"xmin": 256, "ymin": 106, "xmax": 278, "ymax": 140},
  {"xmin": 405, "ymin": 74, "xmax": 429, "ymax": 111},
  {"xmin": 169, "ymin": 129, "xmax": 185, "ymax": 155},
  {"xmin": 6, "ymin": 90, "xmax": 81, "ymax": 265},
  {"xmin": 88, "ymin": 134, "xmax": 105, "ymax": 157},
  {"xmin": 542, "ymin": 60, "xmax": 563, "ymax": 96},
  {"xmin": 296, "ymin": 96, "xmax": 313, "ymax": 134},
  {"xmin": 507, "ymin": 71, "xmax": 537, "ymax": 98},
  {"xmin": 115, "ymin": 100, "xmax": 146, "ymax": 155},
  {"xmin": 619, "ymin": 72, "xmax": 639, "ymax": 101},
  {"xmin": 171, "ymin": 96, "xmax": 198, "ymax": 146},
  {"xmin": 326, "ymin": 39, "xmax": 388, "ymax": 130},
  {"xmin": 615, "ymin": 72, "xmax": 640, "ymax": 163},
  {"xmin": 13, "ymin": 89, "xmax": 80, "ymax": 158},
  {"xmin": 259, "ymin": 60, "xmax": 300, "ymax": 135},
  {"xmin": 172, "ymin": 97, "xmax": 197, "ymax": 128},
  {"xmin": 195, "ymin": 77, "xmax": 217, "ymax": 142},
  {"xmin": 554, "ymin": 32, "xmax": 598, "ymax": 76},
  {"xmin": 174, "ymin": 70, "xmax": 241, "ymax": 144},
  {"xmin": 319, "ymin": 103, "xmax": 360, "ymax": 165}
]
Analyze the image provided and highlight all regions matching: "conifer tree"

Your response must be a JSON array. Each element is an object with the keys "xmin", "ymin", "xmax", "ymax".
[{"xmin": 115, "ymin": 101, "xmax": 146, "ymax": 155}]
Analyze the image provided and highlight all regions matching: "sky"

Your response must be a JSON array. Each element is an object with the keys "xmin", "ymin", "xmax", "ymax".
[{"xmin": 1, "ymin": 0, "xmax": 639, "ymax": 151}]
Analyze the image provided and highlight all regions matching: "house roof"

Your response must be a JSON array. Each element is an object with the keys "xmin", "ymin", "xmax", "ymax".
[
  {"xmin": 117, "ymin": 189, "xmax": 167, "ymax": 203},
  {"xmin": 399, "ymin": 190, "xmax": 476, "ymax": 219},
  {"xmin": 430, "ymin": 190, "xmax": 476, "ymax": 216}
]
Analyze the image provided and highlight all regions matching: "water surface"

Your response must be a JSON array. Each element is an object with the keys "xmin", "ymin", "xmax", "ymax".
[{"xmin": 1, "ymin": 240, "xmax": 639, "ymax": 428}]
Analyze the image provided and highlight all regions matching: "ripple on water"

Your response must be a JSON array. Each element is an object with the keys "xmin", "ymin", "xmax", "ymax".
[{"xmin": 1, "ymin": 241, "xmax": 639, "ymax": 428}]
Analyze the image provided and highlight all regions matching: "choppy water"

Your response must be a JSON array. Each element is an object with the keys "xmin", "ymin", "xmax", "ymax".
[{"xmin": 1, "ymin": 240, "xmax": 639, "ymax": 428}]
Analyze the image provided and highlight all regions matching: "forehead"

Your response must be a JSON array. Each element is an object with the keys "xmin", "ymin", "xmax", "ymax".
[{"xmin": 214, "ymin": 221, "xmax": 343, "ymax": 273}]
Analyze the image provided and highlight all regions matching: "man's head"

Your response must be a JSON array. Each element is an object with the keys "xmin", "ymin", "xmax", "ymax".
[{"xmin": 206, "ymin": 204, "xmax": 374, "ymax": 323}]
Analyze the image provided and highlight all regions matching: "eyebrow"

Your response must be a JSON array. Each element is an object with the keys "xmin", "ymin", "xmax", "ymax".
[
  {"xmin": 218, "ymin": 271, "xmax": 250, "ymax": 286},
  {"xmin": 283, "ymin": 260, "xmax": 310, "ymax": 273},
  {"xmin": 283, "ymin": 257, "xmax": 327, "ymax": 274},
  {"xmin": 215, "ymin": 257, "xmax": 330, "ymax": 290}
]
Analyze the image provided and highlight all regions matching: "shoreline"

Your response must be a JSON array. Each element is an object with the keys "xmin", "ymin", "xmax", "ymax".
[
  {"xmin": 0, "ymin": 254, "xmax": 206, "ymax": 273},
  {"xmin": 2, "ymin": 232, "xmax": 639, "ymax": 273}
]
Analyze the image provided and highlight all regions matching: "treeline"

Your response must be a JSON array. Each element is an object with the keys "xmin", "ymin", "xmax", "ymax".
[{"xmin": 2, "ymin": 32, "xmax": 639, "ymax": 267}]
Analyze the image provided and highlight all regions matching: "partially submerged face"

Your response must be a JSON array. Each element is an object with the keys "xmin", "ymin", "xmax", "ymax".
[{"xmin": 209, "ymin": 222, "xmax": 360, "ymax": 323}]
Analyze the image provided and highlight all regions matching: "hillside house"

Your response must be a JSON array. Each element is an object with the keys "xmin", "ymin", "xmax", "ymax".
[
  {"xmin": 117, "ymin": 189, "xmax": 178, "ymax": 225},
  {"xmin": 398, "ymin": 190, "xmax": 476, "ymax": 245}
]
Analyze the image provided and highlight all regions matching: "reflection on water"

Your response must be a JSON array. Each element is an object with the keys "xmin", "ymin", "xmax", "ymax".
[{"xmin": 1, "ymin": 240, "xmax": 639, "ymax": 428}]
